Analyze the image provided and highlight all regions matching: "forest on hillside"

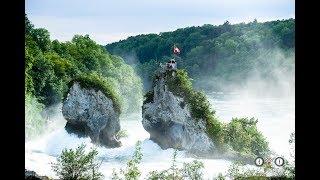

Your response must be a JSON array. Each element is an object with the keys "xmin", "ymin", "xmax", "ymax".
[
  {"xmin": 25, "ymin": 15, "xmax": 143, "ymax": 139},
  {"xmin": 106, "ymin": 19, "xmax": 295, "ymax": 91},
  {"xmin": 25, "ymin": 15, "xmax": 295, "ymax": 180},
  {"xmin": 25, "ymin": 16, "xmax": 295, "ymax": 139}
]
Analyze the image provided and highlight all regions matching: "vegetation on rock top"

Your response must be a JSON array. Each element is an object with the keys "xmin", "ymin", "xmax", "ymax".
[
  {"xmin": 66, "ymin": 73, "xmax": 122, "ymax": 114},
  {"xmin": 165, "ymin": 69, "xmax": 224, "ymax": 147},
  {"xmin": 25, "ymin": 14, "xmax": 143, "ymax": 139},
  {"xmin": 25, "ymin": 14, "xmax": 142, "ymax": 112},
  {"xmin": 144, "ymin": 68, "xmax": 269, "ymax": 156}
]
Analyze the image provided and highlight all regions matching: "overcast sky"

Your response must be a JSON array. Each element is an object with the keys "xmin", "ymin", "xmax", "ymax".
[{"xmin": 26, "ymin": 0, "xmax": 295, "ymax": 45}]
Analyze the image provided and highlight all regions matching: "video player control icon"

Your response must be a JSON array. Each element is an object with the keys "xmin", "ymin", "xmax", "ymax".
[
  {"xmin": 254, "ymin": 157, "xmax": 264, "ymax": 166},
  {"xmin": 274, "ymin": 157, "xmax": 285, "ymax": 166}
]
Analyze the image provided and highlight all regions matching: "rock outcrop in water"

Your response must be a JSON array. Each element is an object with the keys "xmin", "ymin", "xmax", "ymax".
[
  {"xmin": 142, "ymin": 68, "xmax": 214, "ymax": 155},
  {"xmin": 62, "ymin": 82, "xmax": 121, "ymax": 147}
]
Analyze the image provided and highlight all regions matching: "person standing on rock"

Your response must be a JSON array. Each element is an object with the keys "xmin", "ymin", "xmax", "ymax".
[
  {"xmin": 169, "ymin": 44, "xmax": 180, "ymax": 75},
  {"xmin": 163, "ymin": 44, "xmax": 180, "ymax": 76}
]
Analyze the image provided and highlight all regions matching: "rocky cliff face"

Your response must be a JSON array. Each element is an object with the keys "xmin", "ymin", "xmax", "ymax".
[
  {"xmin": 62, "ymin": 82, "xmax": 121, "ymax": 147},
  {"xmin": 142, "ymin": 70, "xmax": 214, "ymax": 155}
]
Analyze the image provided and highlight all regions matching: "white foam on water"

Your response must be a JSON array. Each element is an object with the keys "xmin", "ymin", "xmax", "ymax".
[{"xmin": 25, "ymin": 93, "xmax": 294, "ymax": 179}]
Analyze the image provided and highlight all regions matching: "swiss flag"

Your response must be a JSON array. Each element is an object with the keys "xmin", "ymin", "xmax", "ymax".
[{"xmin": 173, "ymin": 46, "xmax": 180, "ymax": 54}]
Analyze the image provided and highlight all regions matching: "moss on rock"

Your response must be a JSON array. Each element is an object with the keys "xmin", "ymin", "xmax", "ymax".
[
  {"xmin": 64, "ymin": 73, "xmax": 121, "ymax": 114},
  {"xmin": 158, "ymin": 69, "xmax": 224, "ymax": 147},
  {"xmin": 149, "ymin": 68, "xmax": 269, "ymax": 156}
]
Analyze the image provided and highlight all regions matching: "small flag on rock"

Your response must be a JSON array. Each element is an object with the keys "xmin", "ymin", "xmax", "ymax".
[{"xmin": 173, "ymin": 46, "xmax": 180, "ymax": 54}]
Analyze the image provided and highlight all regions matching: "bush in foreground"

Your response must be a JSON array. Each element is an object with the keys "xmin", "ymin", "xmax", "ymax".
[
  {"xmin": 217, "ymin": 160, "xmax": 294, "ymax": 180},
  {"xmin": 51, "ymin": 144, "xmax": 103, "ymax": 180},
  {"xmin": 112, "ymin": 142, "xmax": 204, "ymax": 180},
  {"xmin": 53, "ymin": 139, "xmax": 293, "ymax": 180},
  {"xmin": 224, "ymin": 117, "xmax": 269, "ymax": 157},
  {"xmin": 147, "ymin": 150, "xmax": 204, "ymax": 180},
  {"xmin": 112, "ymin": 141, "xmax": 143, "ymax": 180}
]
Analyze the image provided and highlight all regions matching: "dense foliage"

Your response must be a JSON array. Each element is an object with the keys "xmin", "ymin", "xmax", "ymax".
[
  {"xmin": 224, "ymin": 117, "xmax": 269, "ymax": 156},
  {"xmin": 66, "ymin": 73, "xmax": 121, "ymax": 114},
  {"xmin": 144, "ymin": 69, "xmax": 268, "ymax": 156},
  {"xmin": 110, "ymin": 142, "xmax": 293, "ymax": 180},
  {"xmin": 164, "ymin": 69, "xmax": 224, "ymax": 147},
  {"xmin": 25, "ymin": 14, "xmax": 143, "ymax": 141},
  {"xmin": 112, "ymin": 143, "xmax": 205, "ymax": 180},
  {"xmin": 51, "ymin": 144, "xmax": 103, "ymax": 180},
  {"xmin": 49, "ymin": 139, "xmax": 292, "ymax": 180},
  {"xmin": 220, "ymin": 154, "xmax": 294, "ymax": 180},
  {"xmin": 106, "ymin": 19, "xmax": 295, "ymax": 91},
  {"xmin": 25, "ymin": 15, "xmax": 143, "ymax": 114},
  {"xmin": 147, "ymin": 150, "xmax": 204, "ymax": 180}
]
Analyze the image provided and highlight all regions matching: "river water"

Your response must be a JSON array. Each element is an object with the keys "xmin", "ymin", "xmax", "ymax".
[{"xmin": 25, "ymin": 92, "xmax": 294, "ymax": 179}]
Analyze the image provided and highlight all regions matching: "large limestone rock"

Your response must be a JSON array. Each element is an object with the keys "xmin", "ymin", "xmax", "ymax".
[
  {"xmin": 142, "ymin": 70, "xmax": 214, "ymax": 155},
  {"xmin": 62, "ymin": 82, "xmax": 121, "ymax": 147}
]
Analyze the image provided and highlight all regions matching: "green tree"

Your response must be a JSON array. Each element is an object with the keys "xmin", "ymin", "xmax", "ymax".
[
  {"xmin": 224, "ymin": 117, "xmax": 269, "ymax": 156},
  {"xmin": 25, "ymin": 14, "xmax": 34, "ymax": 35},
  {"xmin": 146, "ymin": 150, "xmax": 204, "ymax": 180},
  {"xmin": 30, "ymin": 51, "xmax": 69, "ymax": 105},
  {"xmin": 111, "ymin": 141, "xmax": 143, "ymax": 180},
  {"xmin": 51, "ymin": 144, "xmax": 103, "ymax": 180},
  {"xmin": 30, "ymin": 28, "xmax": 52, "ymax": 52},
  {"xmin": 25, "ymin": 47, "xmax": 35, "ymax": 93},
  {"xmin": 25, "ymin": 16, "xmax": 143, "ymax": 113},
  {"xmin": 106, "ymin": 19, "xmax": 295, "ymax": 91}
]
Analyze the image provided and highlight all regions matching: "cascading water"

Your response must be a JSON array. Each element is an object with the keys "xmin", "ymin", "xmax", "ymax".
[{"xmin": 25, "ymin": 92, "xmax": 294, "ymax": 179}]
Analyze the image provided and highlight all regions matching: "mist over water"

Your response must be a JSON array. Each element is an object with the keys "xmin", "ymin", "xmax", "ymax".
[
  {"xmin": 206, "ymin": 49, "xmax": 295, "ymax": 159},
  {"xmin": 25, "ymin": 52, "xmax": 295, "ymax": 179},
  {"xmin": 26, "ymin": 47, "xmax": 295, "ymax": 178},
  {"xmin": 25, "ymin": 85, "xmax": 294, "ymax": 179},
  {"xmin": 209, "ymin": 92, "xmax": 294, "ymax": 158}
]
